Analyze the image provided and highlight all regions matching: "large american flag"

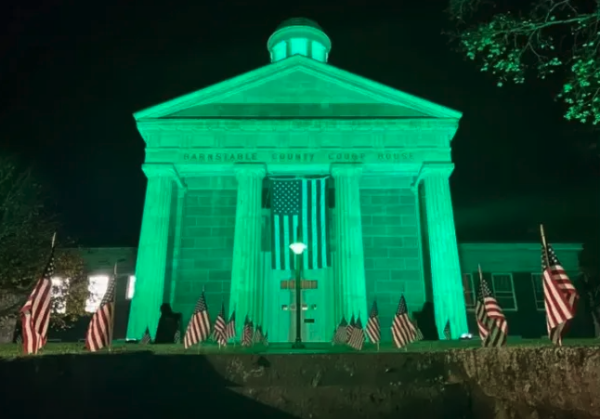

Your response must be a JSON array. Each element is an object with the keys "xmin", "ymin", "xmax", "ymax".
[
  {"xmin": 347, "ymin": 316, "xmax": 365, "ymax": 351},
  {"xmin": 332, "ymin": 317, "xmax": 348, "ymax": 345},
  {"xmin": 366, "ymin": 300, "xmax": 380, "ymax": 344},
  {"xmin": 184, "ymin": 291, "xmax": 211, "ymax": 349},
  {"xmin": 391, "ymin": 296, "xmax": 417, "ymax": 349},
  {"xmin": 20, "ymin": 244, "xmax": 55, "ymax": 355},
  {"xmin": 225, "ymin": 310, "xmax": 236, "ymax": 342},
  {"xmin": 475, "ymin": 276, "xmax": 508, "ymax": 347},
  {"xmin": 270, "ymin": 178, "xmax": 329, "ymax": 270},
  {"xmin": 542, "ymin": 243, "xmax": 579, "ymax": 346},
  {"xmin": 85, "ymin": 277, "xmax": 116, "ymax": 352},
  {"xmin": 214, "ymin": 301, "xmax": 227, "ymax": 346}
]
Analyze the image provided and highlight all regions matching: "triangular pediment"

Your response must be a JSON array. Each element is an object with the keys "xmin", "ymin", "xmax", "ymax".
[{"xmin": 134, "ymin": 56, "xmax": 461, "ymax": 120}]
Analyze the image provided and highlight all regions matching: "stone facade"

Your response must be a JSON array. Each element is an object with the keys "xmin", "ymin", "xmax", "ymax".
[{"xmin": 126, "ymin": 19, "xmax": 471, "ymax": 341}]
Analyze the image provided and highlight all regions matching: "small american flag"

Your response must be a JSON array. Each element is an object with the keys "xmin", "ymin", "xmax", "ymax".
[
  {"xmin": 85, "ymin": 277, "xmax": 116, "ymax": 352},
  {"xmin": 414, "ymin": 324, "xmax": 424, "ymax": 342},
  {"xmin": 174, "ymin": 330, "xmax": 181, "ymax": 344},
  {"xmin": 271, "ymin": 177, "xmax": 329, "ymax": 270},
  {"xmin": 346, "ymin": 314, "xmax": 356, "ymax": 343},
  {"xmin": 225, "ymin": 310, "xmax": 236, "ymax": 342},
  {"xmin": 542, "ymin": 243, "xmax": 579, "ymax": 346},
  {"xmin": 253, "ymin": 324, "xmax": 264, "ymax": 344},
  {"xmin": 476, "ymin": 275, "xmax": 508, "ymax": 347},
  {"xmin": 214, "ymin": 301, "xmax": 227, "ymax": 346},
  {"xmin": 391, "ymin": 296, "xmax": 417, "ymax": 349},
  {"xmin": 184, "ymin": 291, "xmax": 211, "ymax": 349},
  {"xmin": 366, "ymin": 300, "xmax": 380, "ymax": 344},
  {"xmin": 263, "ymin": 331, "xmax": 269, "ymax": 346},
  {"xmin": 140, "ymin": 327, "xmax": 151, "ymax": 345},
  {"xmin": 20, "ymin": 243, "xmax": 55, "ymax": 355},
  {"xmin": 332, "ymin": 317, "xmax": 348, "ymax": 345},
  {"xmin": 241, "ymin": 316, "xmax": 253, "ymax": 347},
  {"xmin": 443, "ymin": 320, "xmax": 452, "ymax": 340},
  {"xmin": 347, "ymin": 316, "xmax": 365, "ymax": 350}
]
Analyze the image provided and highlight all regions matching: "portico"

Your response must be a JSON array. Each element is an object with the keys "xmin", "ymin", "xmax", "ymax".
[{"xmin": 126, "ymin": 18, "xmax": 468, "ymax": 342}]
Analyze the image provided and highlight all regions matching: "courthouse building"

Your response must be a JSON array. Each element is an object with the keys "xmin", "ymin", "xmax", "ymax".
[{"xmin": 123, "ymin": 19, "xmax": 579, "ymax": 343}]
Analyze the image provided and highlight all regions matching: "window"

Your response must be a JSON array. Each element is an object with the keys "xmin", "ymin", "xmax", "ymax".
[
  {"xmin": 85, "ymin": 275, "xmax": 110, "ymax": 313},
  {"xmin": 272, "ymin": 42, "xmax": 286, "ymax": 62},
  {"xmin": 462, "ymin": 273, "xmax": 476, "ymax": 309},
  {"xmin": 312, "ymin": 41, "xmax": 326, "ymax": 62},
  {"xmin": 531, "ymin": 273, "xmax": 545, "ymax": 311},
  {"xmin": 491, "ymin": 273, "xmax": 518, "ymax": 311},
  {"xmin": 289, "ymin": 38, "xmax": 308, "ymax": 56},
  {"xmin": 51, "ymin": 277, "xmax": 69, "ymax": 314},
  {"xmin": 126, "ymin": 275, "xmax": 136, "ymax": 300}
]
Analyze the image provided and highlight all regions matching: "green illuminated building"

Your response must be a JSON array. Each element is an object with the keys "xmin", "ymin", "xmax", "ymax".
[{"xmin": 127, "ymin": 18, "xmax": 469, "ymax": 342}]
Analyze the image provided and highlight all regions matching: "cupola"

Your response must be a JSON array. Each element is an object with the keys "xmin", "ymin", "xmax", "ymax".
[{"xmin": 267, "ymin": 18, "xmax": 332, "ymax": 63}]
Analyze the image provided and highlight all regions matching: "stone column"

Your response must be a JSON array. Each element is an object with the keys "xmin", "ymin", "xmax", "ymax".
[
  {"xmin": 418, "ymin": 162, "xmax": 468, "ymax": 339},
  {"xmin": 228, "ymin": 164, "xmax": 266, "ymax": 336},
  {"xmin": 168, "ymin": 186, "xmax": 187, "ymax": 307},
  {"xmin": 332, "ymin": 164, "xmax": 369, "ymax": 324},
  {"xmin": 126, "ymin": 164, "xmax": 182, "ymax": 340}
]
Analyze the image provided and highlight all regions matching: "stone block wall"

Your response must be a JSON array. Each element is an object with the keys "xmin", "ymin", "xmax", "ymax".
[
  {"xmin": 173, "ymin": 176, "xmax": 237, "ymax": 322},
  {"xmin": 360, "ymin": 176, "xmax": 426, "ymax": 341}
]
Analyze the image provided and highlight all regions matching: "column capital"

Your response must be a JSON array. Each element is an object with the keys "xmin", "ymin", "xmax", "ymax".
[
  {"xmin": 416, "ymin": 162, "xmax": 454, "ymax": 184},
  {"xmin": 331, "ymin": 163, "xmax": 363, "ymax": 178},
  {"xmin": 234, "ymin": 163, "xmax": 266, "ymax": 180},
  {"xmin": 142, "ymin": 163, "xmax": 186, "ymax": 189}
]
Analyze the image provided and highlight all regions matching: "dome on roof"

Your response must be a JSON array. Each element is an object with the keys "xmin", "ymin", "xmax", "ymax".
[
  {"xmin": 267, "ymin": 18, "xmax": 331, "ymax": 64},
  {"xmin": 276, "ymin": 18, "xmax": 323, "ymax": 31}
]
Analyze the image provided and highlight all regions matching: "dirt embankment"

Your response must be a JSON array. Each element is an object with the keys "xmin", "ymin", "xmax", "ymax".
[{"xmin": 0, "ymin": 347, "xmax": 598, "ymax": 419}]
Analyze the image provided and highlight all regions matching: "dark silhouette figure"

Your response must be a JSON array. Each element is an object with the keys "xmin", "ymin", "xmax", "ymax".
[
  {"xmin": 154, "ymin": 303, "xmax": 182, "ymax": 343},
  {"xmin": 413, "ymin": 301, "xmax": 438, "ymax": 340}
]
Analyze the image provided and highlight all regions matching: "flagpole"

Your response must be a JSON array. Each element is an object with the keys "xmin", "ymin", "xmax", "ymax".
[
  {"xmin": 540, "ymin": 224, "xmax": 551, "ymax": 270},
  {"xmin": 109, "ymin": 263, "xmax": 118, "ymax": 353}
]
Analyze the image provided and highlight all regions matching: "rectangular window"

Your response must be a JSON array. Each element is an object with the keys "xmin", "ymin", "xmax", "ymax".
[
  {"xmin": 289, "ymin": 38, "xmax": 308, "ymax": 56},
  {"xmin": 491, "ymin": 273, "xmax": 518, "ymax": 311},
  {"xmin": 51, "ymin": 277, "xmax": 69, "ymax": 314},
  {"xmin": 126, "ymin": 275, "xmax": 136, "ymax": 300},
  {"xmin": 85, "ymin": 275, "xmax": 110, "ymax": 313},
  {"xmin": 272, "ymin": 41, "xmax": 286, "ymax": 61},
  {"xmin": 531, "ymin": 273, "xmax": 545, "ymax": 311},
  {"xmin": 462, "ymin": 273, "xmax": 476, "ymax": 309}
]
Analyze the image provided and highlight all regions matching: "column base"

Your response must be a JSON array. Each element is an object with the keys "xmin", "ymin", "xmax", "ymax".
[{"xmin": 291, "ymin": 341, "xmax": 306, "ymax": 349}]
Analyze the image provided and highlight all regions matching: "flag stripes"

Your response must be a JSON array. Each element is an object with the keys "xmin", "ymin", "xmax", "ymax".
[
  {"xmin": 20, "ymin": 245, "xmax": 56, "ymax": 355},
  {"xmin": 475, "ymin": 275, "xmax": 508, "ymax": 347},
  {"xmin": 225, "ymin": 310, "xmax": 236, "ymax": 342},
  {"xmin": 332, "ymin": 317, "xmax": 348, "ymax": 345},
  {"xmin": 366, "ymin": 300, "xmax": 380, "ymax": 344},
  {"xmin": 391, "ymin": 296, "xmax": 417, "ymax": 349},
  {"xmin": 271, "ymin": 177, "xmax": 329, "ymax": 270},
  {"xmin": 85, "ymin": 277, "xmax": 116, "ymax": 352},
  {"xmin": 542, "ymin": 243, "xmax": 578, "ymax": 346},
  {"xmin": 184, "ymin": 291, "xmax": 211, "ymax": 349},
  {"xmin": 214, "ymin": 302, "xmax": 227, "ymax": 346},
  {"xmin": 241, "ymin": 315, "xmax": 253, "ymax": 346},
  {"xmin": 347, "ymin": 317, "xmax": 365, "ymax": 350}
]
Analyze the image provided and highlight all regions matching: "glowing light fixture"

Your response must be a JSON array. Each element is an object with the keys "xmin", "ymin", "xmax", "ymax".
[{"xmin": 289, "ymin": 242, "xmax": 307, "ymax": 255}]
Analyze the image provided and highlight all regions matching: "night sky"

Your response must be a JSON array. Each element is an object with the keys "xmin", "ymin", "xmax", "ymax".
[{"xmin": 1, "ymin": 0, "xmax": 598, "ymax": 247}]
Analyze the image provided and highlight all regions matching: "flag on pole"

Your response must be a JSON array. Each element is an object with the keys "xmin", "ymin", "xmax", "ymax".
[
  {"xmin": 241, "ymin": 315, "xmax": 253, "ymax": 347},
  {"xmin": 414, "ymin": 324, "xmax": 424, "ymax": 342},
  {"xmin": 20, "ymin": 240, "xmax": 56, "ymax": 355},
  {"xmin": 174, "ymin": 330, "xmax": 181, "ymax": 344},
  {"xmin": 443, "ymin": 320, "xmax": 452, "ymax": 340},
  {"xmin": 366, "ymin": 300, "xmax": 380, "ymax": 344},
  {"xmin": 140, "ymin": 327, "xmax": 151, "ymax": 345},
  {"xmin": 270, "ymin": 177, "xmax": 329, "ymax": 270},
  {"xmin": 85, "ymin": 277, "xmax": 117, "ymax": 352},
  {"xmin": 347, "ymin": 316, "xmax": 365, "ymax": 350},
  {"xmin": 214, "ymin": 301, "xmax": 227, "ymax": 346},
  {"xmin": 475, "ymin": 273, "xmax": 508, "ymax": 347},
  {"xmin": 263, "ymin": 330, "xmax": 269, "ymax": 346},
  {"xmin": 253, "ymin": 324, "xmax": 265, "ymax": 344},
  {"xmin": 391, "ymin": 296, "xmax": 417, "ymax": 349},
  {"xmin": 346, "ymin": 314, "xmax": 356, "ymax": 343},
  {"xmin": 225, "ymin": 310, "xmax": 236, "ymax": 342},
  {"xmin": 541, "ymin": 242, "xmax": 579, "ymax": 346},
  {"xmin": 183, "ymin": 291, "xmax": 211, "ymax": 349},
  {"xmin": 332, "ymin": 317, "xmax": 348, "ymax": 345}
]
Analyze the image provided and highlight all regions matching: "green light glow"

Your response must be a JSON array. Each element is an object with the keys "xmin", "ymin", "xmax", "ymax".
[{"xmin": 127, "ymin": 18, "xmax": 467, "ymax": 342}]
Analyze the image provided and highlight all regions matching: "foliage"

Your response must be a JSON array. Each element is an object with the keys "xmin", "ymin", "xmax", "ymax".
[
  {"xmin": 447, "ymin": 0, "xmax": 600, "ymax": 125},
  {"xmin": 0, "ymin": 155, "xmax": 88, "ymax": 328}
]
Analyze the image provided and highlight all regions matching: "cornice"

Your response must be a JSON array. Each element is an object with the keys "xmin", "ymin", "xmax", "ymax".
[
  {"xmin": 142, "ymin": 163, "xmax": 186, "ymax": 189},
  {"xmin": 136, "ymin": 118, "xmax": 459, "ymax": 132},
  {"xmin": 415, "ymin": 162, "xmax": 455, "ymax": 185}
]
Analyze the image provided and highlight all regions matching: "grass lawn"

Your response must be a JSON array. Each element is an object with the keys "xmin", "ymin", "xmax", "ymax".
[{"xmin": 0, "ymin": 338, "xmax": 598, "ymax": 358}]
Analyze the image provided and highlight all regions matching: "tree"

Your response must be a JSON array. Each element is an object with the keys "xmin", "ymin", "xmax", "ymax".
[
  {"xmin": 447, "ymin": 0, "xmax": 600, "ymax": 126},
  {"xmin": 0, "ymin": 155, "xmax": 88, "ymax": 340}
]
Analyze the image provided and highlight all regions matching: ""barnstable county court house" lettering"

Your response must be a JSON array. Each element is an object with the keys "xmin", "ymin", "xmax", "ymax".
[{"xmin": 181, "ymin": 151, "xmax": 415, "ymax": 163}]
